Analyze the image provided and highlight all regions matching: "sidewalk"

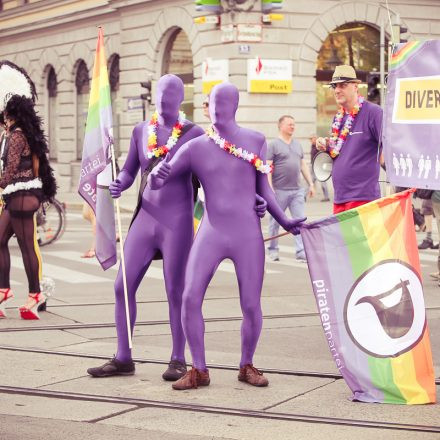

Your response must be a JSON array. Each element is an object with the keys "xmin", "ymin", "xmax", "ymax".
[{"xmin": 1, "ymin": 190, "xmax": 439, "ymax": 439}]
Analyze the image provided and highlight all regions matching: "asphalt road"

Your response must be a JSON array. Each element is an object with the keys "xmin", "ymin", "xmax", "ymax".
[{"xmin": 1, "ymin": 201, "xmax": 439, "ymax": 439}]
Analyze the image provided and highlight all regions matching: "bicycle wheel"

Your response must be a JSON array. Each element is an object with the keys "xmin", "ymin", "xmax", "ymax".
[{"xmin": 37, "ymin": 199, "xmax": 66, "ymax": 246}]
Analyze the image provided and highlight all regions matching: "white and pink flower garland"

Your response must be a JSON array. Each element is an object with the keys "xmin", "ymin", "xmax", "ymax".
[
  {"xmin": 328, "ymin": 95, "xmax": 364, "ymax": 158},
  {"xmin": 206, "ymin": 127, "xmax": 273, "ymax": 174},
  {"xmin": 146, "ymin": 111, "xmax": 186, "ymax": 159}
]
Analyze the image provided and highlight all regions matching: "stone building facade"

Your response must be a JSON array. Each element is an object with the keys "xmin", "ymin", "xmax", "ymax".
[{"xmin": 0, "ymin": 0, "xmax": 439, "ymax": 193}]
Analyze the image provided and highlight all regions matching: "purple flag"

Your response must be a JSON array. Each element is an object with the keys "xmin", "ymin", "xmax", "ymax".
[{"xmin": 383, "ymin": 40, "xmax": 440, "ymax": 190}]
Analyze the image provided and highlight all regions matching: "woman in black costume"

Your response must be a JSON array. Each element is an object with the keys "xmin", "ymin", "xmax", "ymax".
[{"xmin": 0, "ymin": 95, "xmax": 56, "ymax": 319}]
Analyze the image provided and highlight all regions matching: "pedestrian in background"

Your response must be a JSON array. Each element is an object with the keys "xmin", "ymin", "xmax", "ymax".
[
  {"xmin": 81, "ymin": 202, "xmax": 96, "ymax": 258},
  {"xmin": 267, "ymin": 115, "xmax": 315, "ymax": 262},
  {"xmin": 310, "ymin": 134, "xmax": 330, "ymax": 202},
  {"xmin": 202, "ymin": 96, "xmax": 210, "ymax": 120},
  {"xmin": 418, "ymin": 198, "xmax": 438, "ymax": 250},
  {"xmin": 431, "ymin": 191, "xmax": 440, "ymax": 284},
  {"xmin": 0, "ymin": 95, "xmax": 57, "ymax": 320}
]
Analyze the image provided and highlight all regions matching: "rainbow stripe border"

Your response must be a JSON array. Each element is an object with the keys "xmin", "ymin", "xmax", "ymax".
[{"xmin": 390, "ymin": 41, "xmax": 422, "ymax": 70}]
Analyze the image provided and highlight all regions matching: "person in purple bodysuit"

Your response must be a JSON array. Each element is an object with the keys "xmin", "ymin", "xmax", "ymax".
[
  {"xmin": 87, "ymin": 75, "xmax": 267, "ymax": 381},
  {"xmin": 149, "ymin": 82, "xmax": 305, "ymax": 390}
]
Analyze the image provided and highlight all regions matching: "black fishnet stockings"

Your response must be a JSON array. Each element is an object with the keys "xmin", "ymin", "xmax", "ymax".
[{"xmin": 0, "ymin": 193, "xmax": 41, "ymax": 292}]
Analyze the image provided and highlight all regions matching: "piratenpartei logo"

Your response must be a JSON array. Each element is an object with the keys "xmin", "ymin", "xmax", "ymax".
[{"xmin": 344, "ymin": 259, "xmax": 426, "ymax": 358}]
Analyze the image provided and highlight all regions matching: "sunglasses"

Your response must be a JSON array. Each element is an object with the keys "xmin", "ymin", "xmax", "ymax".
[
  {"xmin": 330, "ymin": 82, "xmax": 354, "ymax": 90},
  {"xmin": 202, "ymin": 102, "xmax": 209, "ymax": 108}
]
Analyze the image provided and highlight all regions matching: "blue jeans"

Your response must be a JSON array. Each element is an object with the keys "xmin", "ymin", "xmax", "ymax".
[
  {"xmin": 267, "ymin": 188, "xmax": 306, "ymax": 259},
  {"xmin": 311, "ymin": 165, "xmax": 329, "ymax": 199}
]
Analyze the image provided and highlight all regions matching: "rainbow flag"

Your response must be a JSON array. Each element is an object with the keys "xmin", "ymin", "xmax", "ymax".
[
  {"xmin": 78, "ymin": 28, "xmax": 116, "ymax": 270},
  {"xmin": 193, "ymin": 198, "xmax": 204, "ymax": 234},
  {"xmin": 389, "ymin": 41, "xmax": 422, "ymax": 70},
  {"xmin": 301, "ymin": 190, "xmax": 435, "ymax": 404}
]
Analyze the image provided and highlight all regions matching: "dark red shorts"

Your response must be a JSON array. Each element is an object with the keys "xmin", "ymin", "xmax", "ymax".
[{"xmin": 333, "ymin": 200, "xmax": 371, "ymax": 214}]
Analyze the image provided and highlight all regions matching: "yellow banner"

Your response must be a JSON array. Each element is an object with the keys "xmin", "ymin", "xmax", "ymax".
[
  {"xmin": 249, "ymin": 80, "xmax": 292, "ymax": 94},
  {"xmin": 202, "ymin": 80, "xmax": 223, "ymax": 95},
  {"xmin": 394, "ymin": 77, "xmax": 440, "ymax": 123}
]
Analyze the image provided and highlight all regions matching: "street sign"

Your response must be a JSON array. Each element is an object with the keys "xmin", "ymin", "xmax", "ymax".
[
  {"xmin": 247, "ymin": 58, "xmax": 292, "ymax": 94},
  {"xmin": 237, "ymin": 24, "xmax": 262, "ymax": 42},
  {"xmin": 221, "ymin": 24, "xmax": 234, "ymax": 43},
  {"xmin": 239, "ymin": 44, "xmax": 251, "ymax": 54},
  {"xmin": 127, "ymin": 97, "xmax": 143, "ymax": 110},
  {"xmin": 194, "ymin": 15, "xmax": 220, "ymax": 24}
]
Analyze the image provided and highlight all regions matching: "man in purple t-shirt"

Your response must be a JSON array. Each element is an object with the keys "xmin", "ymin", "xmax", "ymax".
[{"xmin": 317, "ymin": 65, "xmax": 383, "ymax": 214}]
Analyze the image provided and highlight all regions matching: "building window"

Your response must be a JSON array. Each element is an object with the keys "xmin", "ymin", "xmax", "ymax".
[
  {"xmin": 47, "ymin": 66, "xmax": 57, "ymax": 161},
  {"xmin": 108, "ymin": 54, "xmax": 120, "ymax": 159},
  {"xmin": 315, "ymin": 22, "xmax": 386, "ymax": 136},
  {"xmin": 162, "ymin": 28, "xmax": 194, "ymax": 121},
  {"xmin": 75, "ymin": 60, "xmax": 90, "ymax": 161}
]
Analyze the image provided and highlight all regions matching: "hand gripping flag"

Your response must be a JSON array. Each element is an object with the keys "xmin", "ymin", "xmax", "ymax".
[
  {"xmin": 78, "ymin": 28, "xmax": 116, "ymax": 270},
  {"xmin": 301, "ymin": 190, "xmax": 435, "ymax": 404}
]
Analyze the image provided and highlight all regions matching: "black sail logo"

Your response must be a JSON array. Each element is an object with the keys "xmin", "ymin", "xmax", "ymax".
[
  {"xmin": 355, "ymin": 279, "xmax": 414, "ymax": 339},
  {"xmin": 344, "ymin": 260, "xmax": 426, "ymax": 358}
]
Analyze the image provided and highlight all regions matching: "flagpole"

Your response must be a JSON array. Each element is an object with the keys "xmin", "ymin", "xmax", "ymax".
[
  {"xmin": 263, "ymin": 231, "xmax": 290, "ymax": 242},
  {"xmin": 110, "ymin": 142, "xmax": 133, "ymax": 349}
]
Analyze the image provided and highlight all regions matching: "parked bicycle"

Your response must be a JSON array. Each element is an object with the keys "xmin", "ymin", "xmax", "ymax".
[{"xmin": 36, "ymin": 198, "xmax": 66, "ymax": 246}]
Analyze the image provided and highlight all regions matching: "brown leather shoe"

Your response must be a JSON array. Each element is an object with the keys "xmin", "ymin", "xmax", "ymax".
[
  {"xmin": 238, "ymin": 364, "xmax": 269, "ymax": 387},
  {"xmin": 172, "ymin": 367, "xmax": 210, "ymax": 390}
]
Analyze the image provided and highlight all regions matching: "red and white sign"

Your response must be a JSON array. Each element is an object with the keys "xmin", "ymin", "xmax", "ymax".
[
  {"xmin": 202, "ymin": 59, "xmax": 229, "ymax": 94},
  {"xmin": 247, "ymin": 58, "xmax": 292, "ymax": 94}
]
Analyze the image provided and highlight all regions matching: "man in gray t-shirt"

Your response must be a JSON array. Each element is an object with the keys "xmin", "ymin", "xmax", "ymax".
[{"xmin": 267, "ymin": 115, "xmax": 315, "ymax": 261}]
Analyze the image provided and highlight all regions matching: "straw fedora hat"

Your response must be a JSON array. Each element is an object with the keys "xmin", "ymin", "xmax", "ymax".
[{"xmin": 330, "ymin": 65, "xmax": 361, "ymax": 84}]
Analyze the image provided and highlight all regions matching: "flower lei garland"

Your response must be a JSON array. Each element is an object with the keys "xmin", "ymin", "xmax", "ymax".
[
  {"xmin": 206, "ymin": 127, "xmax": 273, "ymax": 174},
  {"xmin": 147, "ymin": 111, "xmax": 186, "ymax": 159},
  {"xmin": 328, "ymin": 95, "xmax": 364, "ymax": 158}
]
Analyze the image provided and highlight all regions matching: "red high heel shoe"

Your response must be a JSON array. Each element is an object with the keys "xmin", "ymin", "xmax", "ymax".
[
  {"xmin": 0, "ymin": 288, "xmax": 14, "ymax": 318},
  {"xmin": 19, "ymin": 292, "xmax": 46, "ymax": 320}
]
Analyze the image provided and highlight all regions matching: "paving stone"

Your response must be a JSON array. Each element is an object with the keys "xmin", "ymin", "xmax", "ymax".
[
  {"xmin": 101, "ymin": 406, "xmax": 440, "ymax": 440},
  {"xmin": 0, "ymin": 395, "xmax": 135, "ymax": 422}
]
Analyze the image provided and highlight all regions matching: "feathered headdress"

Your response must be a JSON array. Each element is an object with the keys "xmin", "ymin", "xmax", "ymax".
[{"xmin": 0, "ymin": 60, "xmax": 37, "ymax": 112}]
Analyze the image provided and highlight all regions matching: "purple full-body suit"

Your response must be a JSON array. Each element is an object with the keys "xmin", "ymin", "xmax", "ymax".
[
  {"xmin": 150, "ymin": 83, "xmax": 304, "ymax": 370},
  {"xmin": 111, "ymin": 75, "xmax": 204, "ymax": 363}
]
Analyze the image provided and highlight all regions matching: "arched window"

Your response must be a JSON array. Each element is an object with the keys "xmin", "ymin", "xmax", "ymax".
[
  {"xmin": 162, "ymin": 28, "xmax": 194, "ymax": 121},
  {"xmin": 108, "ymin": 54, "xmax": 120, "ymax": 158},
  {"xmin": 47, "ymin": 66, "xmax": 57, "ymax": 160},
  {"xmin": 75, "ymin": 60, "xmax": 90, "ymax": 160},
  {"xmin": 315, "ymin": 23, "xmax": 387, "ymax": 136}
]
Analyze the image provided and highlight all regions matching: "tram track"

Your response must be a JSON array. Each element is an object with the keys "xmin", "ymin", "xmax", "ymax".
[
  {"xmin": 1, "ymin": 345, "xmax": 439, "ymax": 385},
  {"xmin": 0, "ymin": 385, "xmax": 439, "ymax": 433},
  {"xmin": 7, "ymin": 299, "xmax": 440, "ymax": 312},
  {"xmin": 5, "ymin": 296, "xmax": 253, "ymax": 309},
  {"xmin": 2, "ymin": 301, "xmax": 440, "ymax": 333},
  {"xmin": 0, "ymin": 311, "xmax": 317, "ymax": 332},
  {"xmin": 0, "ymin": 345, "xmax": 342, "ymax": 380},
  {"xmin": 2, "ymin": 304, "xmax": 440, "ymax": 332}
]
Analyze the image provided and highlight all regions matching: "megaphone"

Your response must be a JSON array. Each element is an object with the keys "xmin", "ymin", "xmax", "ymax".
[{"xmin": 312, "ymin": 151, "xmax": 333, "ymax": 182}]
